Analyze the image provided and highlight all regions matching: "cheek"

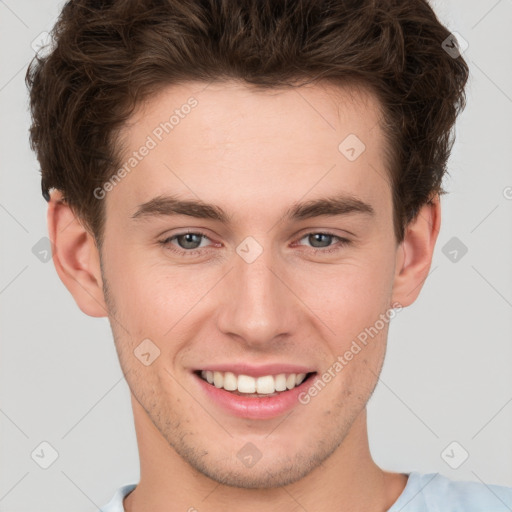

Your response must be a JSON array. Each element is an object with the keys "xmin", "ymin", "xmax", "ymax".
[
  {"xmin": 297, "ymin": 256, "xmax": 395, "ymax": 341},
  {"xmin": 104, "ymin": 247, "xmax": 220, "ymax": 340},
  {"xmin": 104, "ymin": 227, "xmax": 397, "ymax": 341}
]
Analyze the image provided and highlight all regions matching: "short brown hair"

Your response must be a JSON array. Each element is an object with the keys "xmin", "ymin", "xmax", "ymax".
[{"xmin": 26, "ymin": 0, "xmax": 469, "ymax": 246}]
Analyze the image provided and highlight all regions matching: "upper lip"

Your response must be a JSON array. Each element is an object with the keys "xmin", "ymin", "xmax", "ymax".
[{"xmin": 195, "ymin": 363, "xmax": 315, "ymax": 378}]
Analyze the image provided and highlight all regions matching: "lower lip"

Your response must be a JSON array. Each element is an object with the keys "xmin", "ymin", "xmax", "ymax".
[{"xmin": 193, "ymin": 373, "xmax": 314, "ymax": 420}]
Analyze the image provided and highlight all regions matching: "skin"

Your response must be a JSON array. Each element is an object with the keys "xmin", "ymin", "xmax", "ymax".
[{"xmin": 48, "ymin": 80, "xmax": 440, "ymax": 511}]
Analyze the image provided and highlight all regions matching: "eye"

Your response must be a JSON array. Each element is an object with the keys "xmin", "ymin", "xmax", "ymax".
[
  {"xmin": 172, "ymin": 232, "xmax": 207, "ymax": 250},
  {"xmin": 295, "ymin": 232, "xmax": 351, "ymax": 254},
  {"xmin": 158, "ymin": 230, "xmax": 351, "ymax": 257},
  {"xmin": 159, "ymin": 231, "xmax": 213, "ymax": 256}
]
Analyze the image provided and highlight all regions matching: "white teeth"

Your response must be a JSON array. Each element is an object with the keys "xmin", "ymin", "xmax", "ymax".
[
  {"xmin": 296, "ymin": 373, "xmax": 306, "ymax": 385},
  {"xmin": 286, "ymin": 374, "xmax": 296, "ymax": 390},
  {"xmin": 213, "ymin": 371, "xmax": 224, "ymax": 388},
  {"xmin": 256, "ymin": 375, "xmax": 275, "ymax": 394},
  {"xmin": 238, "ymin": 374, "xmax": 256, "ymax": 393},
  {"xmin": 274, "ymin": 373, "xmax": 287, "ymax": 392},
  {"xmin": 199, "ymin": 370, "xmax": 310, "ymax": 395},
  {"xmin": 223, "ymin": 371, "xmax": 238, "ymax": 391}
]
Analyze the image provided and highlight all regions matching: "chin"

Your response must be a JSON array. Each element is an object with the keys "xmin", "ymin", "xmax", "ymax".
[
  {"xmin": 168, "ymin": 433, "xmax": 336, "ymax": 489},
  {"xmin": 192, "ymin": 458, "xmax": 318, "ymax": 489}
]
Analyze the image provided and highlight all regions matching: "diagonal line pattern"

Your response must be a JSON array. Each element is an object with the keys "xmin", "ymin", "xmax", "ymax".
[
  {"xmin": 368, "ymin": 162, "xmax": 391, "ymax": 187},
  {"xmin": 0, "ymin": 203, "xmax": 29, "ymax": 233},
  {"xmin": 0, "ymin": 0, "xmax": 29, "ymax": 28},
  {"xmin": 470, "ymin": 204, "xmax": 499, "ymax": 233},
  {"xmin": 471, "ymin": 60, "xmax": 512, "ymax": 105},
  {"xmin": 191, "ymin": 79, "xmax": 214, "ymax": 99},
  {"xmin": 471, "ymin": 471, "xmax": 512, "ymax": 511},
  {"xmin": 471, "ymin": 265, "xmax": 512, "ymax": 308},
  {"xmin": 293, "ymin": 88, "xmax": 336, "ymax": 131},
  {"xmin": 405, "ymin": 265, "xmax": 438, "ymax": 298},
  {"xmin": 163, "ymin": 267, "xmax": 234, "ymax": 337},
  {"xmin": 264, "ymin": 410, "xmax": 294, "ymax": 439},
  {"xmin": 0, "ymin": 472, "xmax": 29, "ymax": 502},
  {"xmin": 266, "ymin": 164, "xmax": 337, "ymax": 234},
  {"xmin": 57, "ymin": 215, "xmax": 76, "ymax": 234},
  {"xmin": 0, "ymin": 408, "xmax": 29, "ymax": 438},
  {"xmin": 269, "ymin": 472, "xmax": 310, "ymax": 511},
  {"xmin": 0, "ymin": 62, "xmax": 28, "ymax": 92},
  {"xmin": 163, "ymin": 163, "xmax": 202, "ymax": 200},
  {"xmin": 0, "ymin": 265, "xmax": 29, "ymax": 296},
  {"xmin": 265, "ymin": 266, "xmax": 336, "ymax": 336},
  {"xmin": 200, "ymin": 481, "xmax": 222, "ymax": 503},
  {"xmin": 67, "ymin": 273, "xmax": 132, "ymax": 335},
  {"xmin": 60, "ymin": 471, "xmax": 101, "ymax": 509},
  {"xmin": 372, "ymin": 370, "xmax": 440, "ymax": 438},
  {"xmin": 471, "ymin": 0, "xmax": 504, "ymax": 29},
  {"xmin": 61, "ymin": 372, "xmax": 129, "ymax": 439},
  {"xmin": 394, "ymin": 473, "xmax": 439, "ymax": 511},
  {"xmin": 163, "ymin": 367, "xmax": 234, "ymax": 438},
  {"xmin": 472, "ymin": 396, "xmax": 512, "ymax": 439}
]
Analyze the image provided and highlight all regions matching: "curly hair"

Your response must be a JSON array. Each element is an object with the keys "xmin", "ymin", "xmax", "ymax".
[{"xmin": 26, "ymin": 0, "xmax": 469, "ymax": 246}]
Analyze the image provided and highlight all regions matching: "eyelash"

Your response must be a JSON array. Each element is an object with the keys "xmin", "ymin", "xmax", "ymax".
[{"xmin": 158, "ymin": 230, "xmax": 351, "ymax": 257}]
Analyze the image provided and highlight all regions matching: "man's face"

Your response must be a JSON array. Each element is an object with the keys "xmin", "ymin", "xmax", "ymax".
[{"xmin": 100, "ymin": 80, "xmax": 400, "ymax": 487}]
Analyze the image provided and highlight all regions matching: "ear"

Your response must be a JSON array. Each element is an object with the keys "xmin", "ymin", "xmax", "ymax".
[
  {"xmin": 47, "ymin": 189, "xmax": 108, "ymax": 317},
  {"xmin": 391, "ymin": 194, "xmax": 441, "ymax": 307}
]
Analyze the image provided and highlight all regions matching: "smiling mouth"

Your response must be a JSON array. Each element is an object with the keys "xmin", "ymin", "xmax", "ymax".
[{"xmin": 195, "ymin": 370, "xmax": 316, "ymax": 397}]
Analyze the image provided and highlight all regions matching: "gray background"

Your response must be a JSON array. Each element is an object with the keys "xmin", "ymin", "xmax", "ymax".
[{"xmin": 1, "ymin": 0, "xmax": 511, "ymax": 510}]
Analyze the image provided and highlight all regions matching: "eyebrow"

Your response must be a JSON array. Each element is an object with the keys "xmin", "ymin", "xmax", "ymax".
[{"xmin": 131, "ymin": 193, "xmax": 375, "ymax": 223}]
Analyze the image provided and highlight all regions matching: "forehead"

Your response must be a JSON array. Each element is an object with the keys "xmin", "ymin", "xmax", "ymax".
[{"xmin": 107, "ymin": 79, "xmax": 391, "ymax": 225}]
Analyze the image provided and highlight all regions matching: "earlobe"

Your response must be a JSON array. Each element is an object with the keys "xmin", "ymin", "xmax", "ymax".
[
  {"xmin": 391, "ymin": 195, "xmax": 441, "ymax": 308},
  {"xmin": 47, "ymin": 190, "xmax": 108, "ymax": 318}
]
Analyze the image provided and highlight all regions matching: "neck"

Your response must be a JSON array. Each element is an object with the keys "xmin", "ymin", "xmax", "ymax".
[{"xmin": 124, "ymin": 396, "xmax": 406, "ymax": 512}]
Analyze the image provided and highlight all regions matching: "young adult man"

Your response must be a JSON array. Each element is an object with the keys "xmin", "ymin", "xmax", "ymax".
[{"xmin": 26, "ymin": 0, "xmax": 512, "ymax": 510}]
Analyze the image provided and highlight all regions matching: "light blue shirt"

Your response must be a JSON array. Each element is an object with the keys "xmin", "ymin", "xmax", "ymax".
[{"xmin": 100, "ymin": 472, "xmax": 512, "ymax": 511}]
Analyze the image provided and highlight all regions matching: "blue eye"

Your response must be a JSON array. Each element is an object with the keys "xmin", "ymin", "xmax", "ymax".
[
  {"xmin": 301, "ymin": 233, "xmax": 337, "ymax": 248},
  {"xmin": 159, "ymin": 231, "xmax": 351, "ymax": 257},
  {"xmin": 295, "ymin": 232, "xmax": 351, "ymax": 254},
  {"xmin": 172, "ymin": 232, "xmax": 205, "ymax": 250},
  {"xmin": 159, "ymin": 231, "xmax": 211, "ymax": 256}
]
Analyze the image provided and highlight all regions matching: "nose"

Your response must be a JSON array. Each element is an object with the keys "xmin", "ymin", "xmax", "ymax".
[{"xmin": 215, "ymin": 242, "xmax": 297, "ymax": 350}]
